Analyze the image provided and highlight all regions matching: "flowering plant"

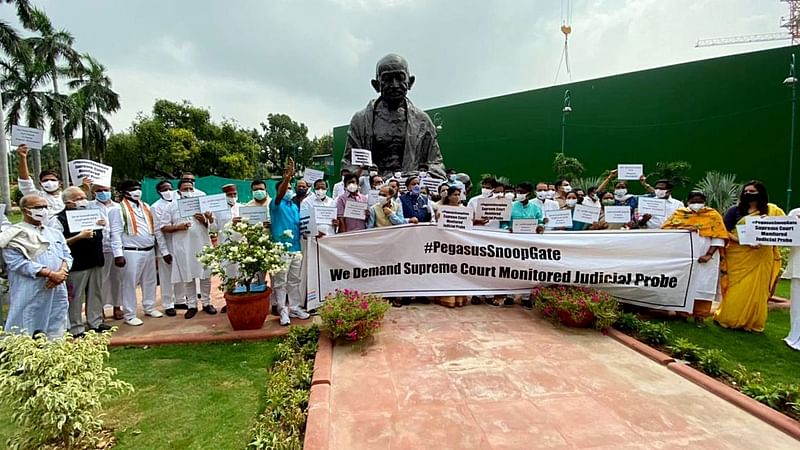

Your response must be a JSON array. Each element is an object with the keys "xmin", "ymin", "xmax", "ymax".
[
  {"xmin": 532, "ymin": 285, "xmax": 620, "ymax": 330},
  {"xmin": 318, "ymin": 289, "xmax": 390, "ymax": 342},
  {"xmin": 199, "ymin": 221, "xmax": 289, "ymax": 293}
]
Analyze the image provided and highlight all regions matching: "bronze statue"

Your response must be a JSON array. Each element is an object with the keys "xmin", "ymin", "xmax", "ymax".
[{"xmin": 343, "ymin": 54, "xmax": 446, "ymax": 179}]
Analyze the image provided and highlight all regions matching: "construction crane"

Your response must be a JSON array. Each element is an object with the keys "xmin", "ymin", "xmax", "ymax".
[{"xmin": 695, "ymin": 0, "xmax": 800, "ymax": 48}]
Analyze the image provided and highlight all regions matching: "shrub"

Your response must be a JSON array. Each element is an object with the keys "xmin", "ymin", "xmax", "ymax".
[
  {"xmin": 0, "ymin": 330, "xmax": 133, "ymax": 450},
  {"xmin": 696, "ymin": 348, "xmax": 726, "ymax": 377},
  {"xmin": 318, "ymin": 289, "xmax": 390, "ymax": 342},
  {"xmin": 694, "ymin": 171, "xmax": 740, "ymax": 214},
  {"xmin": 571, "ymin": 176, "xmax": 604, "ymax": 192},
  {"xmin": 613, "ymin": 312, "xmax": 642, "ymax": 333},
  {"xmin": 647, "ymin": 161, "xmax": 692, "ymax": 189},
  {"xmin": 669, "ymin": 337, "xmax": 703, "ymax": 362},
  {"xmin": 552, "ymin": 152, "xmax": 585, "ymax": 181},
  {"xmin": 780, "ymin": 247, "xmax": 790, "ymax": 274},
  {"xmin": 533, "ymin": 285, "xmax": 620, "ymax": 330},
  {"xmin": 636, "ymin": 321, "xmax": 672, "ymax": 346}
]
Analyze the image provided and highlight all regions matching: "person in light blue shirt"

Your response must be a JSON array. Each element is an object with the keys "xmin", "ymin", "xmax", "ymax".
[
  {"xmin": 506, "ymin": 182, "xmax": 545, "ymax": 233},
  {"xmin": 367, "ymin": 185, "xmax": 406, "ymax": 228},
  {"xmin": 0, "ymin": 195, "xmax": 72, "ymax": 339}
]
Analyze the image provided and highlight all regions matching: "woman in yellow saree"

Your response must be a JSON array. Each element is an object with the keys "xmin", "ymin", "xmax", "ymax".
[{"xmin": 715, "ymin": 181, "xmax": 785, "ymax": 332}]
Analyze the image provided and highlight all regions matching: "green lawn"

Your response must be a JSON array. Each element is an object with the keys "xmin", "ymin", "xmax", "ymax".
[
  {"xmin": 0, "ymin": 340, "xmax": 278, "ymax": 450},
  {"xmin": 775, "ymin": 278, "xmax": 791, "ymax": 299},
  {"xmin": 650, "ymin": 308, "xmax": 799, "ymax": 386}
]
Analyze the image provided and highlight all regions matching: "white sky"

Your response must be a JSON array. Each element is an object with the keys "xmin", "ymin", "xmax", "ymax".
[{"xmin": 10, "ymin": 0, "xmax": 791, "ymax": 137}]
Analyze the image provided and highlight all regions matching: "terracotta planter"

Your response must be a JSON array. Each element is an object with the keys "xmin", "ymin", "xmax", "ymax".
[
  {"xmin": 223, "ymin": 288, "xmax": 272, "ymax": 331},
  {"xmin": 557, "ymin": 309, "xmax": 594, "ymax": 328}
]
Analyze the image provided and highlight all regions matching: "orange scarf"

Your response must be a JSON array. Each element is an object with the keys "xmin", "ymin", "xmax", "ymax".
[
  {"xmin": 120, "ymin": 198, "xmax": 154, "ymax": 235},
  {"xmin": 662, "ymin": 207, "xmax": 728, "ymax": 240}
]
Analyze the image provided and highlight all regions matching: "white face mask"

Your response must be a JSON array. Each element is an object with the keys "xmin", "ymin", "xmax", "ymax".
[
  {"xmin": 493, "ymin": 192, "xmax": 505, "ymax": 199},
  {"xmin": 369, "ymin": 170, "xmax": 378, "ymax": 177},
  {"xmin": 41, "ymin": 180, "xmax": 59, "ymax": 193},
  {"xmin": 481, "ymin": 188, "xmax": 493, "ymax": 197},
  {"xmin": 449, "ymin": 174, "xmax": 457, "ymax": 181},
  {"xmin": 515, "ymin": 193, "xmax": 528, "ymax": 202},
  {"xmin": 504, "ymin": 192, "xmax": 515, "ymax": 200},
  {"xmin": 128, "ymin": 189, "xmax": 142, "ymax": 201},
  {"xmin": 536, "ymin": 191, "xmax": 547, "ymax": 201},
  {"xmin": 545, "ymin": 190, "xmax": 555, "ymax": 199},
  {"xmin": 346, "ymin": 183, "xmax": 359, "ymax": 193},
  {"xmin": 394, "ymin": 172, "xmax": 402, "ymax": 179},
  {"xmin": 160, "ymin": 190, "xmax": 175, "ymax": 202},
  {"xmin": 315, "ymin": 189, "xmax": 327, "ymax": 200},
  {"xmin": 419, "ymin": 171, "xmax": 428, "ymax": 178},
  {"xmin": 566, "ymin": 199, "xmax": 578, "ymax": 207},
  {"xmin": 73, "ymin": 199, "xmax": 89, "ymax": 209},
  {"xmin": 562, "ymin": 185, "xmax": 572, "ymax": 193},
  {"xmin": 614, "ymin": 189, "xmax": 628, "ymax": 198},
  {"xmin": 688, "ymin": 203, "xmax": 705, "ymax": 212},
  {"xmin": 378, "ymin": 195, "xmax": 388, "ymax": 203},
  {"xmin": 26, "ymin": 207, "xmax": 47, "ymax": 222},
  {"xmin": 654, "ymin": 189, "xmax": 668, "ymax": 199},
  {"xmin": 226, "ymin": 195, "xmax": 238, "ymax": 206}
]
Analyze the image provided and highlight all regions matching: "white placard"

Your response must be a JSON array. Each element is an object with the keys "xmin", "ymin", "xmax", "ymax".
[
  {"xmin": 745, "ymin": 216, "xmax": 800, "ymax": 246},
  {"xmin": 304, "ymin": 168, "xmax": 325, "ymax": 185},
  {"xmin": 604, "ymin": 206, "xmax": 632, "ymax": 224},
  {"xmin": 368, "ymin": 189, "xmax": 381, "ymax": 206},
  {"xmin": 544, "ymin": 209, "xmax": 573, "ymax": 229},
  {"xmin": 638, "ymin": 197, "xmax": 667, "ymax": 217},
  {"xmin": 66, "ymin": 209, "xmax": 103, "ymax": 231},
  {"xmin": 421, "ymin": 177, "xmax": 446, "ymax": 191},
  {"xmin": 736, "ymin": 225, "xmax": 756, "ymax": 245},
  {"xmin": 617, "ymin": 164, "xmax": 644, "ymax": 181},
  {"xmin": 300, "ymin": 211, "xmax": 313, "ymax": 237},
  {"xmin": 437, "ymin": 206, "xmax": 473, "ymax": 230},
  {"xmin": 11, "ymin": 125, "xmax": 44, "ymax": 150},
  {"xmin": 239, "ymin": 206, "xmax": 267, "ymax": 223},
  {"xmin": 512, "ymin": 219, "xmax": 540, "ymax": 233},
  {"xmin": 313, "ymin": 206, "xmax": 338, "ymax": 229},
  {"xmin": 476, "ymin": 197, "xmax": 512, "ymax": 220},
  {"xmin": 198, "ymin": 193, "xmax": 229, "ymax": 213},
  {"xmin": 351, "ymin": 148, "xmax": 373, "ymax": 166},
  {"xmin": 343, "ymin": 200, "xmax": 368, "ymax": 220},
  {"xmin": 68, "ymin": 159, "xmax": 113, "ymax": 187},
  {"xmin": 573, "ymin": 204, "xmax": 601, "ymax": 224},
  {"xmin": 177, "ymin": 197, "xmax": 201, "ymax": 217}
]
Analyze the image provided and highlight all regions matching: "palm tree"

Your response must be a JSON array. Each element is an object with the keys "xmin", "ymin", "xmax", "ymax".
[
  {"xmin": 63, "ymin": 91, "xmax": 112, "ymax": 161},
  {"xmin": 67, "ymin": 54, "xmax": 119, "ymax": 161},
  {"xmin": 26, "ymin": 8, "xmax": 82, "ymax": 184}
]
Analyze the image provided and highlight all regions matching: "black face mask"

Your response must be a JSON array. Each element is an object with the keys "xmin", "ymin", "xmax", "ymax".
[
  {"xmin": 743, "ymin": 192, "xmax": 759, "ymax": 202},
  {"xmin": 296, "ymin": 188, "xmax": 308, "ymax": 197}
]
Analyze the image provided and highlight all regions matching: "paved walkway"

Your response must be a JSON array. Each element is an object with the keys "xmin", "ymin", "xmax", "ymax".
[{"xmin": 328, "ymin": 304, "xmax": 798, "ymax": 449}]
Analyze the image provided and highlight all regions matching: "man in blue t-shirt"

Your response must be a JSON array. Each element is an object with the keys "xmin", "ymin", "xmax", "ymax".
[{"xmin": 269, "ymin": 157, "xmax": 310, "ymax": 326}]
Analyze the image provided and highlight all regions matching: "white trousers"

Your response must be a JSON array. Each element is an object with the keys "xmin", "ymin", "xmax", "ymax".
[
  {"xmin": 299, "ymin": 240, "xmax": 309, "ymax": 308},
  {"xmin": 785, "ymin": 278, "xmax": 800, "ymax": 350},
  {"xmin": 273, "ymin": 253, "xmax": 303, "ymax": 311},
  {"xmin": 158, "ymin": 256, "xmax": 185, "ymax": 308},
  {"xmin": 174, "ymin": 279, "xmax": 212, "ymax": 308},
  {"xmin": 120, "ymin": 249, "xmax": 157, "ymax": 321},
  {"xmin": 97, "ymin": 252, "xmax": 122, "ymax": 308},
  {"xmin": 68, "ymin": 267, "xmax": 103, "ymax": 334}
]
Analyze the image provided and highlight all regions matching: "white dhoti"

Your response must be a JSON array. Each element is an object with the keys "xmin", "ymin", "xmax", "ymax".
[
  {"xmin": 273, "ymin": 252, "xmax": 303, "ymax": 312},
  {"xmin": 158, "ymin": 256, "xmax": 182, "ymax": 308},
  {"xmin": 96, "ymin": 252, "xmax": 122, "ymax": 309},
  {"xmin": 120, "ymin": 249, "xmax": 157, "ymax": 321},
  {"xmin": 170, "ymin": 218, "xmax": 212, "ymax": 309}
]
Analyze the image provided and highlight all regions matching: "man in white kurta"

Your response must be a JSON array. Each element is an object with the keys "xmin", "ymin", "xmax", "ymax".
[
  {"xmin": 117, "ymin": 180, "xmax": 162, "ymax": 326},
  {"xmin": 0, "ymin": 195, "xmax": 72, "ymax": 338},
  {"xmin": 783, "ymin": 207, "xmax": 800, "ymax": 350},
  {"xmin": 163, "ymin": 180, "xmax": 217, "ymax": 319},
  {"xmin": 300, "ymin": 179, "xmax": 338, "ymax": 310},
  {"xmin": 151, "ymin": 180, "xmax": 186, "ymax": 317},
  {"xmin": 15, "ymin": 144, "xmax": 64, "ymax": 216},
  {"xmin": 90, "ymin": 184, "xmax": 124, "ymax": 320}
]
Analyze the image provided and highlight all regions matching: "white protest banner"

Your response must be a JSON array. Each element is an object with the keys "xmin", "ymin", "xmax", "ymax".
[
  {"xmin": 476, "ymin": 197, "xmax": 512, "ymax": 220},
  {"xmin": 745, "ymin": 216, "xmax": 800, "ymax": 246},
  {"xmin": 512, "ymin": 219, "xmax": 540, "ymax": 234},
  {"xmin": 617, "ymin": 164, "xmax": 644, "ymax": 181},
  {"xmin": 573, "ymin": 204, "xmax": 600, "ymax": 224},
  {"xmin": 300, "ymin": 211, "xmax": 313, "ymax": 237},
  {"xmin": 306, "ymin": 225, "xmax": 705, "ymax": 313},
  {"xmin": 638, "ymin": 197, "xmax": 667, "ymax": 217},
  {"xmin": 350, "ymin": 148, "xmax": 373, "ymax": 166},
  {"xmin": 68, "ymin": 159, "xmax": 113, "ymax": 187},
  {"xmin": 66, "ymin": 209, "xmax": 103, "ymax": 231},
  {"xmin": 368, "ymin": 189, "xmax": 381, "ymax": 206},
  {"xmin": 736, "ymin": 224, "xmax": 756, "ymax": 245},
  {"xmin": 11, "ymin": 125, "xmax": 44, "ymax": 150},
  {"xmin": 544, "ymin": 209, "xmax": 573, "ymax": 229},
  {"xmin": 199, "ymin": 193, "xmax": 229, "ymax": 213},
  {"xmin": 178, "ymin": 197, "xmax": 201, "ymax": 217},
  {"xmin": 0, "ymin": 203, "xmax": 5, "ymax": 219},
  {"xmin": 437, "ymin": 206, "xmax": 473, "ymax": 230},
  {"xmin": 421, "ymin": 177, "xmax": 446, "ymax": 191},
  {"xmin": 304, "ymin": 168, "xmax": 325, "ymax": 185},
  {"xmin": 313, "ymin": 206, "xmax": 338, "ymax": 229},
  {"xmin": 343, "ymin": 200, "xmax": 368, "ymax": 220},
  {"xmin": 239, "ymin": 206, "xmax": 267, "ymax": 223},
  {"xmin": 604, "ymin": 206, "xmax": 632, "ymax": 224}
]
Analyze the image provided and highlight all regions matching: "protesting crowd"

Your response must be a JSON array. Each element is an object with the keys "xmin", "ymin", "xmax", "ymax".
[{"xmin": 0, "ymin": 144, "xmax": 799, "ymax": 350}]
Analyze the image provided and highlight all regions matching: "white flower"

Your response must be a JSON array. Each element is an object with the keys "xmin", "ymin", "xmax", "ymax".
[{"xmin": 282, "ymin": 229, "xmax": 293, "ymax": 239}]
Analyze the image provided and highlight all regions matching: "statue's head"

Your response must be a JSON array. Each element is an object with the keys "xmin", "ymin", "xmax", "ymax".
[{"xmin": 371, "ymin": 54, "xmax": 415, "ymax": 105}]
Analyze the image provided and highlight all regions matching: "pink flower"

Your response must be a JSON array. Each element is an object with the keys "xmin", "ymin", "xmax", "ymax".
[
  {"xmin": 347, "ymin": 331, "xmax": 358, "ymax": 340},
  {"xmin": 336, "ymin": 319, "xmax": 343, "ymax": 325},
  {"xmin": 361, "ymin": 301, "xmax": 369, "ymax": 310}
]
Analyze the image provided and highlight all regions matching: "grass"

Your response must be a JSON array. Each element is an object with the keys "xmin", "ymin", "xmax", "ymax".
[
  {"xmin": 650, "ymin": 308, "xmax": 799, "ymax": 386},
  {"xmin": 775, "ymin": 278, "xmax": 790, "ymax": 299},
  {"xmin": 0, "ymin": 340, "xmax": 278, "ymax": 450}
]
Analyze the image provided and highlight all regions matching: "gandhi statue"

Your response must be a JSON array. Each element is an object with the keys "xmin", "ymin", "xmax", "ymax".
[{"xmin": 342, "ymin": 54, "xmax": 446, "ymax": 179}]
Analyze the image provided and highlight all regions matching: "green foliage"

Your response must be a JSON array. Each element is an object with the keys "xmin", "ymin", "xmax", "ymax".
[
  {"xmin": 636, "ymin": 321, "xmax": 673, "ymax": 346},
  {"xmin": 646, "ymin": 161, "xmax": 693, "ymax": 189},
  {"xmin": 249, "ymin": 326, "xmax": 319, "ymax": 450},
  {"xmin": 780, "ymin": 247, "xmax": 790, "ymax": 274},
  {"xmin": 533, "ymin": 285, "xmax": 620, "ymax": 330},
  {"xmin": 668, "ymin": 337, "xmax": 702, "ymax": 362},
  {"xmin": 571, "ymin": 176, "xmax": 604, "ymax": 191},
  {"xmin": 613, "ymin": 312, "xmax": 642, "ymax": 333},
  {"xmin": 260, "ymin": 113, "xmax": 314, "ymax": 173},
  {"xmin": 694, "ymin": 171, "xmax": 740, "ymax": 213},
  {"xmin": 309, "ymin": 132, "xmax": 333, "ymax": 156},
  {"xmin": 0, "ymin": 330, "xmax": 133, "ymax": 450},
  {"xmin": 552, "ymin": 152, "xmax": 585, "ymax": 181},
  {"xmin": 318, "ymin": 289, "xmax": 390, "ymax": 341},
  {"xmin": 696, "ymin": 348, "xmax": 726, "ymax": 377}
]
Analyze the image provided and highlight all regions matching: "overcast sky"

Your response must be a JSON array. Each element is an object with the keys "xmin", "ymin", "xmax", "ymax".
[{"xmin": 11, "ymin": 0, "xmax": 790, "ymax": 137}]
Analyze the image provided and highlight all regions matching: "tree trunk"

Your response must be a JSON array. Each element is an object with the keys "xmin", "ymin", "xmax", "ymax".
[
  {"xmin": 32, "ymin": 148, "xmax": 42, "ymax": 186},
  {"xmin": 0, "ymin": 93, "xmax": 11, "ymax": 206},
  {"xmin": 81, "ymin": 119, "xmax": 89, "ymax": 159},
  {"xmin": 52, "ymin": 72, "xmax": 70, "ymax": 185}
]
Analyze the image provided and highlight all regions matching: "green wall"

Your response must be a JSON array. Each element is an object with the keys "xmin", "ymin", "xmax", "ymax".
[{"xmin": 334, "ymin": 45, "xmax": 800, "ymax": 210}]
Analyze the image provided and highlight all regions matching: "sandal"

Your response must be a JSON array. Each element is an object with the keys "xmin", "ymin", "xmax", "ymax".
[{"xmin": 113, "ymin": 307, "xmax": 124, "ymax": 320}]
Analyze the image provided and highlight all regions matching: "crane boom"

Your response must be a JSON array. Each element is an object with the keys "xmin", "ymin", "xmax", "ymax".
[{"xmin": 695, "ymin": 32, "xmax": 791, "ymax": 48}]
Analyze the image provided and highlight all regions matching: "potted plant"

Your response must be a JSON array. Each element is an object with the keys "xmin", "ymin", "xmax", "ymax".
[
  {"xmin": 318, "ymin": 289, "xmax": 390, "ymax": 342},
  {"xmin": 199, "ymin": 221, "xmax": 289, "ymax": 330},
  {"xmin": 532, "ymin": 285, "xmax": 620, "ymax": 330}
]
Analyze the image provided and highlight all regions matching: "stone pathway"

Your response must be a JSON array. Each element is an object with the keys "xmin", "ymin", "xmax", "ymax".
[{"xmin": 328, "ymin": 304, "xmax": 798, "ymax": 449}]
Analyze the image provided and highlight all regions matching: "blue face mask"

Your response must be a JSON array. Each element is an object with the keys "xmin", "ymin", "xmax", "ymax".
[
  {"xmin": 411, "ymin": 186, "xmax": 421, "ymax": 195},
  {"xmin": 95, "ymin": 191, "xmax": 111, "ymax": 202}
]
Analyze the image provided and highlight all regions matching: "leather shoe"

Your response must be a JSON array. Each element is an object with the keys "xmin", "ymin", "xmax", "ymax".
[
  {"xmin": 185, "ymin": 308, "xmax": 198, "ymax": 319},
  {"xmin": 113, "ymin": 307, "xmax": 124, "ymax": 320},
  {"xmin": 174, "ymin": 304, "xmax": 189, "ymax": 310},
  {"xmin": 165, "ymin": 308, "xmax": 176, "ymax": 317},
  {"xmin": 203, "ymin": 305, "xmax": 217, "ymax": 315},
  {"xmin": 94, "ymin": 323, "xmax": 113, "ymax": 332}
]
